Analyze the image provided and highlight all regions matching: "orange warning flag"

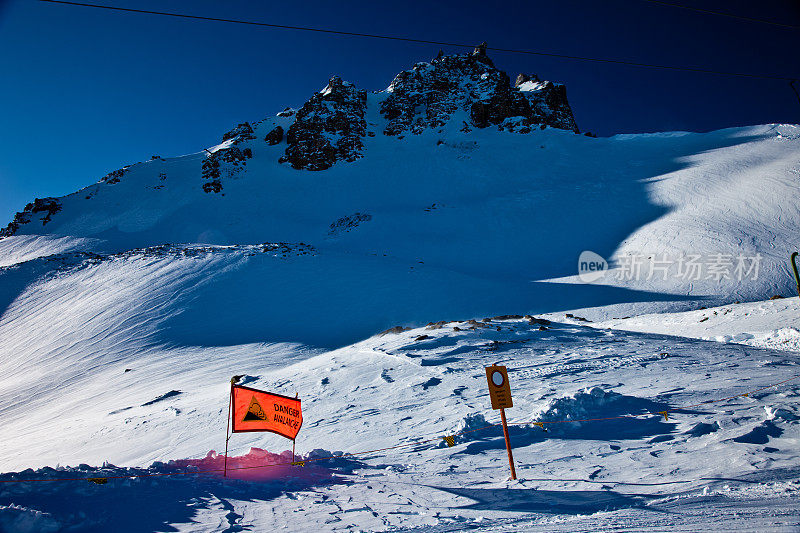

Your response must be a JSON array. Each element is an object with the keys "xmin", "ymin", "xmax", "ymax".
[{"xmin": 231, "ymin": 385, "xmax": 303, "ymax": 440}]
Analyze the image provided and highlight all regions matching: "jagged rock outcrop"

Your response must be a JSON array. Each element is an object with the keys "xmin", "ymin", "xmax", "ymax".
[
  {"xmin": 328, "ymin": 212, "xmax": 372, "ymax": 235},
  {"xmin": 201, "ymin": 152, "xmax": 222, "ymax": 193},
  {"xmin": 264, "ymin": 125, "xmax": 284, "ymax": 145},
  {"xmin": 1, "ymin": 197, "xmax": 62, "ymax": 237},
  {"xmin": 280, "ymin": 76, "xmax": 367, "ymax": 171},
  {"xmin": 381, "ymin": 44, "xmax": 578, "ymax": 135},
  {"xmin": 221, "ymin": 45, "xmax": 578, "ymax": 174},
  {"xmin": 508, "ymin": 73, "xmax": 579, "ymax": 133},
  {"xmin": 99, "ymin": 167, "xmax": 127, "ymax": 185},
  {"xmin": 222, "ymin": 122, "xmax": 257, "ymax": 144},
  {"xmin": 201, "ymin": 146, "xmax": 252, "ymax": 193}
]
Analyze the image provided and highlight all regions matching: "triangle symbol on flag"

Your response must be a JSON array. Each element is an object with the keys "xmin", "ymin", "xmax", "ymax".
[{"xmin": 242, "ymin": 395, "xmax": 267, "ymax": 422}]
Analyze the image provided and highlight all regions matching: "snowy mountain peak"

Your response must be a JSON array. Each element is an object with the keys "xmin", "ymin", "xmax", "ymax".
[
  {"xmin": 280, "ymin": 74, "xmax": 368, "ymax": 171},
  {"xmin": 0, "ymin": 45, "xmax": 586, "ymax": 236},
  {"xmin": 276, "ymin": 46, "xmax": 579, "ymax": 171},
  {"xmin": 380, "ymin": 46, "xmax": 579, "ymax": 136}
]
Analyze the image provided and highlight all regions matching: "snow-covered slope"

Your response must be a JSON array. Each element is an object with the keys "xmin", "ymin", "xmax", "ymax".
[
  {"xmin": 1, "ymin": 318, "xmax": 799, "ymax": 531},
  {"xmin": 2, "ymin": 49, "xmax": 799, "ymax": 337},
  {"xmin": 2, "ymin": 122, "xmax": 799, "ymax": 348},
  {"xmin": 1, "ymin": 46, "xmax": 800, "ymax": 531},
  {"xmin": 593, "ymin": 296, "xmax": 800, "ymax": 352}
]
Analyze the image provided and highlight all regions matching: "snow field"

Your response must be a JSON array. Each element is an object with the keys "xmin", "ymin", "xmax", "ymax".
[
  {"xmin": 1, "ymin": 119, "xmax": 799, "ymax": 529},
  {"xmin": 1, "ymin": 313, "xmax": 798, "ymax": 530}
]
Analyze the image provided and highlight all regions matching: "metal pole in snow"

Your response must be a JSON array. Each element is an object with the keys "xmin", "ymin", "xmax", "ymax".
[
  {"xmin": 224, "ymin": 381, "xmax": 233, "ymax": 477},
  {"xmin": 499, "ymin": 407, "xmax": 517, "ymax": 480},
  {"xmin": 292, "ymin": 392, "xmax": 298, "ymax": 464}
]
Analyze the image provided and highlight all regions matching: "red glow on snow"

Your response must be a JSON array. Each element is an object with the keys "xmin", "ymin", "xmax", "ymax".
[{"xmin": 170, "ymin": 448, "xmax": 332, "ymax": 482}]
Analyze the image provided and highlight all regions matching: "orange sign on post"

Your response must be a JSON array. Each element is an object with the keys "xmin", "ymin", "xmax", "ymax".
[
  {"xmin": 485, "ymin": 364, "xmax": 516, "ymax": 480},
  {"xmin": 231, "ymin": 385, "xmax": 303, "ymax": 439},
  {"xmin": 486, "ymin": 365, "xmax": 512, "ymax": 409}
]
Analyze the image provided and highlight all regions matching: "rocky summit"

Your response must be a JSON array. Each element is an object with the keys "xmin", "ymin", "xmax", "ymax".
[
  {"xmin": 381, "ymin": 43, "xmax": 579, "ymax": 136},
  {"xmin": 1, "ymin": 44, "xmax": 582, "ymax": 235},
  {"xmin": 280, "ymin": 76, "xmax": 368, "ymax": 171},
  {"xmin": 280, "ymin": 43, "xmax": 579, "ymax": 171}
]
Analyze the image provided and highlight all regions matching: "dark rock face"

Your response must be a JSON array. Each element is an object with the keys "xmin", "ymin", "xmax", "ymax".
[
  {"xmin": 201, "ymin": 155, "xmax": 221, "ymax": 193},
  {"xmin": 28, "ymin": 198, "xmax": 62, "ymax": 225},
  {"xmin": 378, "ymin": 325, "xmax": 411, "ymax": 336},
  {"xmin": 201, "ymin": 146, "xmax": 252, "ymax": 193},
  {"xmin": 100, "ymin": 167, "xmax": 127, "ymax": 185},
  {"xmin": 265, "ymin": 125, "xmax": 284, "ymax": 145},
  {"xmin": 381, "ymin": 45, "xmax": 578, "ymax": 135},
  {"xmin": 2, "ymin": 215, "xmax": 29, "ymax": 237},
  {"xmin": 1, "ymin": 197, "xmax": 62, "ymax": 236},
  {"xmin": 514, "ymin": 73, "xmax": 531, "ymax": 87},
  {"xmin": 508, "ymin": 73, "xmax": 579, "ymax": 133},
  {"xmin": 201, "ymin": 179, "xmax": 222, "ymax": 194},
  {"xmin": 328, "ymin": 212, "xmax": 372, "ymax": 235},
  {"xmin": 222, "ymin": 122, "xmax": 257, "ymax": 144},
  {"xmin": 281, "ymin": 76, "xmax": 367, "ymax": 171},
  {"xmin": 268, "ymin": 45, "xmax": 578, "ymax": 172}
]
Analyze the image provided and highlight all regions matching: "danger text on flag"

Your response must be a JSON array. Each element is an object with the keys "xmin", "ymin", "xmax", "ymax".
[{"xmin": 231, "ymin": 385, "xmax": 303, "ymax": 440}]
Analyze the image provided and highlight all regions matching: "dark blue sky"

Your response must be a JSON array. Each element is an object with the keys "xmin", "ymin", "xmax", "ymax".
[{"xmin": 1, "ymin": 0, "xmax": 798, "ymax": 224}]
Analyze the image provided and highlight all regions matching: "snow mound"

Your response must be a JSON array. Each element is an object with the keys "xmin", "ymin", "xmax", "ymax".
[
  {"xmin": 438, "ymin": 412, "xmax": 494, "ymax": 447},
  {"xmin": 533, "ymin": 387, "xmax": 625, "ymax": 424},
  {"xmin": 529, "ymin": 387, "xmax": 673, "ymax": 439},
  {"xmin": 684, "ymin": 421, "xmax": 720, "ymax": 437},
  {"xmin": 755, "ymin": 327, "xmax": 800, "ymax": 352},
  {"xmin": 765, "ymin": 405, "xmax": 799, "ymax": 422},
  {"xmin": 0, "ymin": 504, "xmax": 59, "ymax": 533},
  {"xmin": 708, "ymin": 328, "xmax": 800, "ymax": 352},
  {"xmin": 594, "ymin": 297, "xmax": 800, "ymax": 353}
]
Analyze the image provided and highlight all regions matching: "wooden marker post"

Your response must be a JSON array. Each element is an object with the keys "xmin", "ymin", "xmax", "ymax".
[{"xmin": 485, "ymin": 364, "xmax": 516, "ymax": 480}]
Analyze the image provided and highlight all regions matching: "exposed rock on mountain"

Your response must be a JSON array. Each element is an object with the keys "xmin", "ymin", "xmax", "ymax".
[
  {"xmin": 281, "ymin": 76, "xmax": 367, "ymax": 171},
  {"xmin": 381, "ymin": 44, "xmax": 578, "ymax": 136},
  {"xmin": 264, "ymin": 125, "xmax": 284, "ymax": 145},
  {"xmin": 222, "ymin": 122, "xmax": 257, "ymax": 144},
  {"xmin": 510, "ymin": 73, "xmax": 579, "ymax": 133},
  {"xmin": 1, "ymin": 198, "xmax": 62, "ymax": 236},
  {"xmin": 201, "ymin": 146, "xmax": 252, "ymax": 193},
  {"xmin": 201, "ymin": 154, "xmax": 222, "ymax": 193},
  {"xmin": 100, "ymin": 167, "xmax": 127, "ymax": 185},
  {"xmin": 328, "ymin": 212, "xmax": 372, "ymax": 236}
]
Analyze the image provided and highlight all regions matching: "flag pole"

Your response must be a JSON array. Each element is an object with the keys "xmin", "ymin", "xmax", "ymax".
[
  {"xmin": 224, "ymin": 379, "xmax": 234, "ymax": 477},
  {"xmin": 292, "ymin": 392, "xmax": 298, "ymax": 464}
]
